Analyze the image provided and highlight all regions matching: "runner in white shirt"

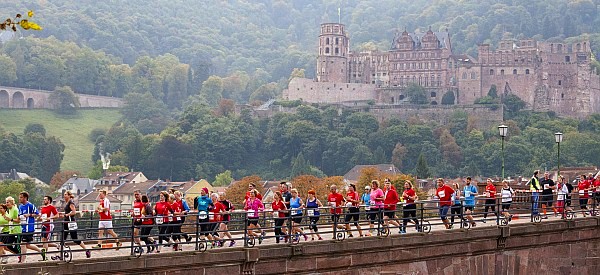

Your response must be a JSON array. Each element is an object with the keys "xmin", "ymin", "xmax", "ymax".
[
  {"xmin": 96, "ymin": 190, "xmax": 122, "ymax": 249},
  {"xmin": 500, "ymin": 180, "xmax": 515, "ymax": 222}
]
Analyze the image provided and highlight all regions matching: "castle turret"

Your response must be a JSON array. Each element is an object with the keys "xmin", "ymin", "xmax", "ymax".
[{"xmin": 317, "ymin": 23, "xmax": 349, "ymax": 83}]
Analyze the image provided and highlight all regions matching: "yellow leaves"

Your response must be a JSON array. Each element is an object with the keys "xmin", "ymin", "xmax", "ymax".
[{"xmin": 2, "ymin": 10, "xmax": 42, "ymax": 32}]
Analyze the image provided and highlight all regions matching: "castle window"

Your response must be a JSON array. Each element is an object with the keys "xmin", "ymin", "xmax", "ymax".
[
  {"xmin": 325, "ymin": 48, "xmax": 330, "ymax": 54},
  {"xmin": 326, "ymin": 38, "xmax": 330, "ymax": 45},
  {"xmin": 399, "ymin": 95, "xmax": 405, "ymax": 100},
  {"xmin": 431, "ymin": 92, "xmax": 437, "ymax": 97},
  {"xmin": 561, "ymin": 93, "xmax": 564, "ymax": 99},
  {"xmin": 336, "ymin": 38, "xmax": 339, "ymax": 45},
  {"xmin": 335, "ymin": 48, "xmax": 339, "ymax": 54},
  {"xmin": 490, "ymin": 69, "xmax": 494, "ymax": 75},
  {"xmin": 462, "ymin": 72, "xmax": 467, "ymax": 79},
  {"xmin": 500, "ymin": 69, "xmax": 505, "ymax": 75},
  {"xmin": 565, "ymin": 56, "xmax": 570, "ymax": 62},
  {"xmin": 525, "ymin": 69, "xmax": 530, "ymax": 75},
  {"xmin": 513, "ymin": 69, "xmax": 517, "ymax": 75},
  {"xmin": 470, "ymin": 72, "xmax": 476, "ymax": 79},
  {"xmin": 558, "ymin": 80, "xmax": 562, "ymax": 85}
]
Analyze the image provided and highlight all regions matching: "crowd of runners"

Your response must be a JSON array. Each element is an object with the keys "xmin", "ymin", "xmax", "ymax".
[{"xmin": 1, "ymin": 171, "xmax": 599, "ymax": 263}]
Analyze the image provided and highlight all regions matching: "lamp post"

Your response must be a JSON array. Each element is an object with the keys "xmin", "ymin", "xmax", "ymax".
[
  {"xmin": 555, "ymin": 132, "xmax": 563, "ymax": 177},
  {"xmin": 498, "ymin": 125, "xmax": 508, "ymax": 179}
]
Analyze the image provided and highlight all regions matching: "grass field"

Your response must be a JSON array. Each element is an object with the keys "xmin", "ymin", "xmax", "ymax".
[{"xmin": 0, "ymin": 109, "xmax": 121, "ymax": 174}]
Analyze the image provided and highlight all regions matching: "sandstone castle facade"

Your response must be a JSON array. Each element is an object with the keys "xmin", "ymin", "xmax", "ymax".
[{"xmin": 283, "ymin": 23, "xmax": 600, "ymax": 118}]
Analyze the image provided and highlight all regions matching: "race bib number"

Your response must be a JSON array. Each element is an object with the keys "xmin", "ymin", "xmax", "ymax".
[
  {"xmin": 68, "ymin": 222, "xmax": 78, "ymax": 231},
  {"xmin": 199, "ymin": 211, "xmax": 208, "ymax": 219},
  {"xmin": 209, "ymin": 212, "xmax": 214, "ymax": 220},
  {"xmin": 345, "ymin": 202, "xmax": 353, "ymax": 207},
  {"xmin": 272, "ymin": 211, "xmax": 279, "ymax": 218},
  {"xmin": 365, "ymin": 205, "xmax": 370, "ymax": 211},
  {"xmin": 557, "ymin": 194, "xmax": 565, "ymax": 201},
  {"xmin": 307, "ymin": 209, "xmax": 315, "ymax": 216},
  {"xmin": 464, "ymin": 191, "xmax": 471, "ymax": 197},
  {"xmin": 330, "ymin": 202, "xmax": 336, "ymax": 207},
  {"xmin": 579, "ymin": 190, "xmax": 585, "ymax": 196},
  {"xmin": 133, "ymin": 208, "xmax": 141, "ymax": 216},
  {"xmin": 156, "ymin": 215, "xmax": 164, "ymax": 224},
  {"xmin": 168, "ymin": 215, "xmax": 174, "ymax": 222},
  {"xmin": 19, "ymin": 215, "xmax": 26, "ymax": 225},
  {"xmin": 438, "ymin": 191, "xmax": 445, "ymax": 198},
  {"xmin": 176, "ymin": 216, "xmax": 181, "ymax": 221},
  {"xmin": 247, "ymin": 210, "xmax": 256, "ymax": 218},
  {"xmin": 41, "ymin": 214, "xmax": 48, "ymax": 221}
]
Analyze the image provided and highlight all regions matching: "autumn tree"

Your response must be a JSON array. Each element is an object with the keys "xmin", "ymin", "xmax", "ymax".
[
  {"xmin": 391, "ymin": 143, "xmax": 407, "ymax": 170},
  {"xmin": 226, "ymin": 175, "xmax": 263, "ymax": 206},
  {"xmin": 49, "ymin": 170, "xmax": 81, "ymax": 191},
  {"xmin": 439, "ymin": 129, "xmax": 463, "ymax": 165},
  {"xmin": 291, "ymin": 175, "xmax": 344, "ymax": 202},
  {"xmin": 214, "ymin": 98, "xmax": 235, "ymax": 117}
]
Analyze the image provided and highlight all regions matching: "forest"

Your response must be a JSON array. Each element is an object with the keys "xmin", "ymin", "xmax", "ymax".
[{"xmin": 0, "ymin": 0, "xmax": 599, "ymax": 185}]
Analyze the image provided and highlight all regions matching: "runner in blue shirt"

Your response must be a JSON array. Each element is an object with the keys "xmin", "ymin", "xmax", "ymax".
[
  {"xmin": 462, "ymin": 177, "xmax": 478, "ymax": 227},
  {"xmin": 17, "ymin": 191, "xmax": 43, "ymax": 262}
]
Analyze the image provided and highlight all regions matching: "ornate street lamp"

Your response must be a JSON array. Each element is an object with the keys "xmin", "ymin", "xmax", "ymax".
[
  {"xmin": 555, "ymin": 132, "xmax": 563, "ymax": 177},
  {"xmin": 498, "ymin": 125, "xmax": 508, "ymax": 179}
]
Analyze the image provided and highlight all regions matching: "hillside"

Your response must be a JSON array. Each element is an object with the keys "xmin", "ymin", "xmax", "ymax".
[{"xmin": 0, "ymin": 109, "xmax": 121, "ymax": 174}]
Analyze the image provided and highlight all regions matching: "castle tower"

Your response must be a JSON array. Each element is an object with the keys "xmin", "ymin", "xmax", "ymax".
[{"xmin": 317, "ymin": 23, "xmax": 349, "ymax": 83}]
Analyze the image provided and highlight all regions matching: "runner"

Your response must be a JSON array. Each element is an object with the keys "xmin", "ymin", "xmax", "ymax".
[
  {"xmin": 17, "ymin": 191, "xmax": 43, "ymax": 262},
  {"xmin": 435, "ymin": 178, "xmax": 454, "ymax": 229},
  {"xmin": 3, "ymin": 197, "xmax": 20, "ymax": 256},
  {"xmin": 168, "ymin": 194, "xmax": 181, "ymax": 251},
  {"xmin": 0, "ymin": 203, "xmax": 15, "ymax": 263},
  {"xmin": 39, "ymin": 196, "xmax": 59, "ymax": 256},
  {"xmin": 244, "ymin": 189, "xmax": 264, "ymax": 243},
  {"xmin": 528, "ymin": 170, "xmax": 541, "ymax": 216},
  {"xmin": 482, "ymin": 178, "xmax": 497, "ymax": 223},
  {"xmin": 279, "ymin": 182, "xmax": 292, "ymax": 238},
  {"xmin": 577, "ymin": 175, "xmax": 591, "ymax": 217},
  {"xmin": 271, "ymin": 191, "xmax": 288, "ymax": 243},
  {"xmin": 61, "ymin": 191, "xmax": 91, "ymax": 259},
  {"xmin": 556, "ymin": 176, "xmax": 571, "ymax": 219},
  {"xmin": 96, "ymin": 190, "xmax": 122, "ymax": 249},
  {"xmin": 449, "ymin": 182, "xmax": 462, "ymax": 229},
  {"xmin": 361, "ymin": 185, "xmax": 374, "ymax": 236},
  {"xmin": 153, "ymin": 191, "xmax": 173, "ymax": 253},
  {"xmin": 217, "ymin": 193, "xmax": 235, "ymax": 247},
  {"xmin": 344, "ymin": 183, "xmax": 363, "ymax": 237},
  {"xmin": 369, "ymin": 180, "xmax": 385, "ymax": 235},
  {"xmin": 195, "ymin": 188, "xmax": 215, "ymax": 244},
  {"xmin": 327, "ymin": 185, "xmax": 345, "ymax": 239},
  {"xmin": 540, "ymin": 172, "xmax": 556, "ymax": 218},
  {"xmin": 209, "ymin": 193, "xmax": 224, "ymax": 247},
  {"xmin": 462, "ymin": 177, "xmax": 478, "ymax": 227},
  {"xmin": 139, "ymin": 195, "xmax": 155, "ymax": 253},
  {"xmin": 400, "ymin": 180, "xmax": 419, "ymax": 234},
  {"xmin": 244, "ymin": 182, "xmax": 263, "ymax": 203},
  {"xmin": 500, "ymin": 180, "xmax": 515, "ymax": 222},
  {"xmin": 382, "ymin": 180, "xmax": 400, "ymax": 233},
  {"xmin": 289, "ymin": 188, "xmax": 307, "ymax": 242},
  {"xmin": 174, "ymin": 191, "xmax": 192, "ymax": 243},
  {"xmin": 592, "ymin": 173, "xmax": 600, "ymax": 210},
  {"xmin": 132, "ymin": 190, "xmax": 145, "ymax": 251},
  {"xmin": 305, "ymin": 190, "xmax": 323, "ymax": 241}
]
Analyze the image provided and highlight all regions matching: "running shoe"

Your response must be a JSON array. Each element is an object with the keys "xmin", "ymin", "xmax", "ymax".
[
  {"xmin": 85, "ymin": 250, "xmax": 91, "ymax": 258},
  {"xmin": 258, "ymin": 236, "xmax": 263, "ymax": 245},
  {"xmin": 41, "ymin": 248, "xmax": 47, "ymax": 261},
  {"xmin": 400, "ymin": 230, "xmax": 406, "ymax": 234},
  {"xmin": 95, "ymin": 244, "xmax": 102, "ymax": 249},
  {"xmin": 173, "ymin": 243, "xmax": 178, "ymax": 251},
  {"xmin": 261, "ymin": 231, "xmax": 266, "ymax": 238},
  {"xmin": 481, "ymin": 219, "xmax": 487, "ymax": 223},
  {"xmin": 1, "ymin": 257, "xmax": 7, "ymax": 264},
  {"xmin": 116, "ymin": 241, "xmax": 122, "ymax": 251},
  {"xmin": 318, "ymin": 237, "xmax": 323, "ymax": 240},
  {"xmin": 348, "ymin": 234, "xmax": 354, "ymax": 238},
  {"xmin": 185, "ymin": 235, "xmax": 192, "ymax": 243},
  {"xmin": 229, "ymin": 240, "xmax": 236, "ymax": 247},
  {"xmin": 303, "ymin": 234, "xmax": 308, "ymax": 241},
  {"xmin": 17, "ymin": 256, "xmax": 21, "ymax": 263}
]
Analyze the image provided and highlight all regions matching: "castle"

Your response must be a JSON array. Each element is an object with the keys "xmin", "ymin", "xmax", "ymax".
[{"xmin": 283, "ymin": 23, "xmax": 600, "ymax": 118}]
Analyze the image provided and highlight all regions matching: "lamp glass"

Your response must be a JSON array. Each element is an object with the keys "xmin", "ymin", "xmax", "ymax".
[
  {"xmin": 555, "ymin": 132, "xmax": 563, "ymax": 143},
  {"xmin": 498, "ymin": 125, "xmax": 508, "ymax": 137}
]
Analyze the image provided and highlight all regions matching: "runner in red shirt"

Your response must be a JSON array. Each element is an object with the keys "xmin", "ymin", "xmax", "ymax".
[
  {"xmin": 343, "ymin": 184, "xmax": 363, "ymax": 237},
  {"xmin": 244, "ymin": 182, "xmax": 263, "ymax": 202},
  {"xmin": 593, "ymin": 174, "xmax": 600, "ymax": 208},
  {"xmin": 383, "ymin": 180, "xmax": 400, "ymax": 230},
  {"xmin": 39, "ymin": 196, "xmax": 59, "ymax": 253},
  {"xmin": 400, "ymin": 181, "xmax": 419, "ymax": 233},
  {"xmin": 482, "ymin": 178, "xmax": 497, "ymax": 223},
  {"xmin": 271, "ymin": 191, "xmax": 287, "ymax": 243},
  {"xmin": 140, "ymin": 195, "xmax": 156, "ymax": 253},
  {"xmin": 132, "ymin": 190, "xmax": 145, "ymax": 251},
  {"xmin": 435, "ymin": 178, "xmax": 454, "ymax": 229},
  {"xmin": 327, "ymin": 185, "xmax": 345, "ymax": 239},
  {"xmin": 96, "ymin": 190, "xmax": 122, "ymax": 249},
  {"xmin": 153, "ymin": 191, "xmax": 173, "ymax": 252},
  {"xmin": 209, "ymin": 193, "xmax": 225, "ymax": 247},
  {"xmin": 577, "ymin": 175, "xmax": 591, "ymax": 216}
]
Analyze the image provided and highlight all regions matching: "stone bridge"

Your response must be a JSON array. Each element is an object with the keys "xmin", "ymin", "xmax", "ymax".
[
  {"xmin": 3, "ymin": 218, "xmax": 599, "ymax": 274},
  {"xmin": 0, "ymin": 86, "xmax": 123, "ymax": 109}
]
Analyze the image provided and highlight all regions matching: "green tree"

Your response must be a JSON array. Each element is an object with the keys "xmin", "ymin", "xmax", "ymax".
[
  {"xmin": 24, "ymin": 123, "xmax": 46, "ymax": 137},
  {"xmin": 441, "ymin": 90, "xmax": 455, "ymax": 105},
  {"xmin": 213, "ymin": 170, "xmax": 233, "ymax": 187},
  {"xmin": 414, "ymin": 153, "xmax": 431, "ymax": 179},
  {"xmin": 48, "ymin": 86, "xmax": 80, "ymax": 115},
  {"xmin": 199, "ymin": 75, "xmax": 223, "ymax": 106},
  {"xmin": 0, "ymin": 54, "xmax": 17, "ymax": 85},
  {"xmin": 488, "ymin": 85, "xmax": 498, "ymax": 98},
  {"xmin": 404, "ymin": 83, "xmax": 428, "ymax": 104}
]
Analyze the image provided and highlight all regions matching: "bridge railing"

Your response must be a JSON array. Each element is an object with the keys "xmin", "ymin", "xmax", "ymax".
[{"xmin": 2, "ymin": 191, "xmax": 598, "ymax": 264}]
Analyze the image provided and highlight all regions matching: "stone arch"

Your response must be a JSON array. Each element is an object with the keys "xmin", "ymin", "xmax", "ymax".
[
  {"xmin": 26, "ymin": 98, "xmax": 34, "ymax": 109},
  {"xmin": 0, "ymin": 90, "xmax": 9, "ymax": 108},
  {"xmin": 12, "ymin": 92, "xmax": 24, "ymax": 108},
  {"xmin": 430, "ymin": 101, "xmax": 438, "ymax": 105}
]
